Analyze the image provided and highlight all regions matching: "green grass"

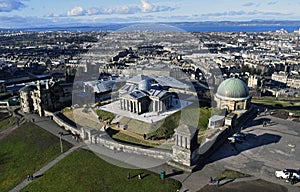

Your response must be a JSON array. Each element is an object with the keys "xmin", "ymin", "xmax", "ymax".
[
  {"xmin": 0, "ymin": 122, "xmax": 72, "ymax": 192},
  {"xmin": 144, "ymin": 105, "xmax": 211, "ymax": 141},
  {"xmin": 105, "ymin": 127, "xmax": 158, "ymax": 148},
  {"xmin": 119, "ymin": 117, "xmax": 163, "ymax": 135},
  {"xmin": 0, "ymin": 111, "xmax": 9, "ymax": 120},
  {"xmin": 96, "ymin": 109, "xmax": 115, "ymax": 122},
  {"xmin": 216, "ymin": 169, "xmax": 251, "ymax": 180},
  {"xmin": 62, "ymin": 107, "xmax": 75, "ymax": 122},
  {"xmin": 147, "ymin": 111, "xmax": 181, "ymax": 139},
  {"xmin": 21, "ymin": 149, "xmax": 182, "ymax": 192},
  {"xmin": 0, "ymin": 116, "xmax": 18, "ymax": 132},
  {"xmin": 119, "ymin": 104, "xmax": 212, "ymax": 143},
  {"xmin": 252, "ymin": 98, "xmax": 300, "ymax": 115}
]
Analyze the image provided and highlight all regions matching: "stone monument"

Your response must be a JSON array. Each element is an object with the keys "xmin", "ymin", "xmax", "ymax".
[{"xmin": 171, "ymin": 124, "xmax": 199, "ymax": 169}]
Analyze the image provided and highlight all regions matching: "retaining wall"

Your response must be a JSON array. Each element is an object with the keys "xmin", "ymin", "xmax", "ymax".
[{"xmin": 45, "ymin": 110, "xmax": 172, "ymax": 160}]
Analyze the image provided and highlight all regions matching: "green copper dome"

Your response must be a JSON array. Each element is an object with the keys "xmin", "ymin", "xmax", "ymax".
[{"xmin": 216, "ymin": 78, "xmax": 250, "ymax": 101}]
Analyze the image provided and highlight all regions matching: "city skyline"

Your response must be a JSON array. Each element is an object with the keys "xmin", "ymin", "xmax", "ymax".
[{"xmin": 1, "ymin": 0, "xmax": 300, "ymax": 28}]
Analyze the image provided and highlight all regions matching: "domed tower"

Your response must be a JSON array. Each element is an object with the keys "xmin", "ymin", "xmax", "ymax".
[
  {"xmin": 138, "ymin": 79, "xmax": 151, "ymax": 91},
  {"xmin": 215, "ymin": 77, "xmax": 251, "ymax": 111}
]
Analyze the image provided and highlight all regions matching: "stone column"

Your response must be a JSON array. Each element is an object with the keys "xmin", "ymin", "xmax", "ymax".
[
  {"xmin": 138, "ymin": 102, "xmax": 141, "ymax": 114},
  {"xmin": 159, "ymin": 101, "xmax": 163, "ymax": 112},
  {"xmin": 182, "ymin": 136, "xmax": 186, "ymax": 148},
  {"xmin": 179, "ymin": 136, "xmax": 182, "ymax": 147},
  {"xmin": 130, "ymin": 100, "xmax": 133, "ymax": 112},
  {"xmin": 126, "ymin": 100, "xmax": 129, "ymax": 111},
  {"xmin": 128, "ymin": 100, "xmax": 131, "ymax": 112},
  {"xmin": 134, "ymin": 101, "xmax": 137, "ymax": 113},
  {"xmin": 244, "ymin": 100, "xmax": 247, "ymax": 109},
  {"xmin": 186, "ymin": 137, "xmax": 190, "ymax": 149}
]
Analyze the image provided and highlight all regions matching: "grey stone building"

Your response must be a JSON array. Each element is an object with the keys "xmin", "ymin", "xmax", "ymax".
[
  {"xmin": 172, "ymin": 124, "xmax": 199, "ymax": 167},
  {"xmin": 19, "ymin": 80, "xmax": 71, "ymax": 116},
  {"xmin": 214, "ymin": 77, "xmax": 251, "ymax": 112},
  {"xmin": 119, "ymin": 75, "xmax": 175, "ymax": 115}
]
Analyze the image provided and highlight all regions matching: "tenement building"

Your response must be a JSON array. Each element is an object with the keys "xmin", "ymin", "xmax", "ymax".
[{"xmin": 19, "ymin": 80, "xmax": 71, "ymax": 116}]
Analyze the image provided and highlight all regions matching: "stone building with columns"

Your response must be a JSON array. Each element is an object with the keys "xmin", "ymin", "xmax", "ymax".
[
  {"xmin": 171, "ymin": 124, "xmax": 199, "ymax": 167},
  {"xmin": 119, "ymin": 75, "xmax": 175, "ymax": 115},
  {"xmin": 120, "ymin": 89, "xmax": 173, "ymax": 115}
]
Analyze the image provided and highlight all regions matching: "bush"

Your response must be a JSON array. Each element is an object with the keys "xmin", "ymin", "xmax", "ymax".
[
  {"xmin": 95, "ymin": 109, "xmax": 115, "ymax": 122},
  {"xmin": 274, "ymin": 104, "xmax": 283, "ymax": 108},
  {"xmin": 146, "ymin": 111, "xmax": 181, "ymax": 140}
]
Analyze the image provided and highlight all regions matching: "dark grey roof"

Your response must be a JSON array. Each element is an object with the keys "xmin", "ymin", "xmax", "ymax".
[
  {"xmin": 148, "ymin": 90, "xmax": 168, "ymax": 99},
  {"xmin": 127, "ymin": 74, "xmax": 153, "ymax": 84},
  {"xmin": 19, "ymin": 85, "xmax": 37, "ymax": 92},
  {"xmin": 129, "ymin": 90, "xmax": 148, "ymax": 99}
]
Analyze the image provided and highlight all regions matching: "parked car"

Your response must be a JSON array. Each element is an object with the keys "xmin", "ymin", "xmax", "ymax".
[
  {"xmin": 275, "ymin": 169, "xmax": 300, "ymax": 180},
  {"xmin": 228, "ymin": 136, "xmax": 243, "ymax": 143},
  {"xmin": 233, "ymin": 132, "xmax": 247, "ymax": 139}
]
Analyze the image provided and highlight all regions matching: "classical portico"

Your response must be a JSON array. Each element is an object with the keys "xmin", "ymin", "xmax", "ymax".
[
  {"xmin": 119, "ymin": 75, "xmax": 174, "ymax": 115},
  {"xmin": 120, "ymin": 90, "xmax": 151, "ymax": 115}
]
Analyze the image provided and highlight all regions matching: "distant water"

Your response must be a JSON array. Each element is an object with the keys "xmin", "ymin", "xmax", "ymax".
[
  {"xmin": 6, "ymin": 24, "xmax": 300, "ymax": 33},
  {"xmin": 180, "ymin": 25, "xmax": 300, "ymax": 32}
]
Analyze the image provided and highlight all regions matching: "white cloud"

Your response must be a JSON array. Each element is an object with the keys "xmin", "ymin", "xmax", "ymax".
[
  {"xmin": 67, "ymin": 6, "xmax": 86, "ymax": 16},
  {"xmin": 242, "ymin": 2, "xmax": 255, "ymax": 7},
  {"xmin": 268, "ymin": 1, "xmax": 278, "ymax": 5},
  {"xmin": 141, "ymin": 0, "xmax": 156, "ymax": 13},
  {"xmin": 65, "ymin": 0, "xmax": 174, "ymax": 17},
  {"xmin": 86, "ymin": 6, "xmax": 140, "ymax": 15},
  {"xmin": 86, "ymin": 7, "xmax": 100, "ymax": 15},
  {"xmin": 0, "ymin": 0, "xmax": 25, "ymax": 12}
]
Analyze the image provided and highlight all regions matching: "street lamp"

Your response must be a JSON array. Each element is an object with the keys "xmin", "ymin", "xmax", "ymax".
[{"xmin": 58, "ymin": 132, "xmax": 63, "ymax": 153}]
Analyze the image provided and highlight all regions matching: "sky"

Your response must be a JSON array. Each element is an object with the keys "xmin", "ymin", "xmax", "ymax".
[{"xmin": 0, "ymin": 0, "xmax": 300, "ymax": 28}]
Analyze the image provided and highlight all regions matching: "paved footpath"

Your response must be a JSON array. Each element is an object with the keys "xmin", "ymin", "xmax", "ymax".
[
  {"xmin": 10, "ymin": 144, "xmax": 83, "ymax": 192},
  {"xmin": 12, "ymin": 112, "xmax": 240, "ymax": 192},
  {"xmin": 8, "ymin": 112, "xmax": 84, "ymax": 192},
  {"xmin": 21, "ymin": 112, "xmax": 80, "ymax": 146},
  {"xmin": 13, "ymin": 112, "xmax": 293, "ymax": 192}
]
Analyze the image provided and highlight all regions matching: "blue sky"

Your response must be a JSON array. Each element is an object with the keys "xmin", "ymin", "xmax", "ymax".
[{"xmin": 0, "ymin": 0, "xmax": 299, "ymax": 28}]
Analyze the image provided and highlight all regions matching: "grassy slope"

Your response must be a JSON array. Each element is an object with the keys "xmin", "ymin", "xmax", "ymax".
[
  {"xmin": 216, "ymin": 169, "xmax": 251, "ymax": 180},
  {"xmin": 252, "ymin": 98, "xmax": 300, "ymax": 115},
  {"xmin": 0, "ymin": 116, "xmax": 18, "ymax": 132},
  {"xmin": 96, "ymin": 109, "xmax": 115, "ymax": 122},
  {"xmin": 115, "ymin": 104, "xmax": 212, "ymax": 145},
  {"xmin": 22, "ymin": 149, "xmax": 181, "ymax": 192},
  {"xmin": 0, "ymin": 122, "xmax": 72, "ymax": 191}
]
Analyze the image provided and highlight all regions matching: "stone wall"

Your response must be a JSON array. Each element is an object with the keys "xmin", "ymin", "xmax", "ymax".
[
  {"xmin": 97, "ymin": 136, "xmax": 172, "ymax": 159},
  {"xmin": 44, "ymin": 110, "xmax": 82, "ymax": 135},
  {"xmin": 45, "ymin": 110, "xmax": 172, "ymax": 160},
  {"xmin": 83, "ymin": 127, "xmax": 172, "ymax": 159}
]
